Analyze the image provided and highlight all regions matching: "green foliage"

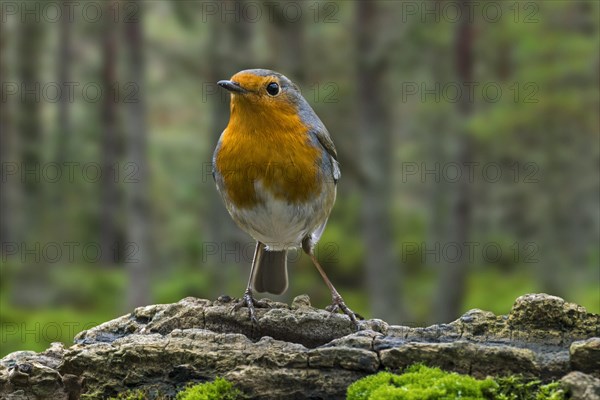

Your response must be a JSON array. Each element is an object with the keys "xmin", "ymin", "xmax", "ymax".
[
  {"xmin": 0, "ymin": 263, "xmax": 124, "ymax": 357},
  {"xmin": 153, "ymin": 264, "xmax": 212, "ymax": 304},
  {"xmin": 346, "ymin": 365, "xmax": 566, "ymax": 400},
  {"xmin": 463, "ymin": 266, "xmax": 600, "ymax": 318},
  {"xmin": 176, "ymin": 378, "xmax": 242, "ymax": 400},
  {"xmin": 463, "ymin": 268, "xmax": 539, "ymax": 317},
  {"xmin": 346, "ymin": 364, "xmax": 498, "ymax": 400},
  {"xmin": 107, "ymin": 389, "xmax": 146, "ymax": 400}
]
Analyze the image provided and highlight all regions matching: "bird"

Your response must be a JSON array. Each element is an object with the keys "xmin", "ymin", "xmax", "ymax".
[{"xmin": 212, "ymin": 68, "xmax": 357, "ymax": 325}]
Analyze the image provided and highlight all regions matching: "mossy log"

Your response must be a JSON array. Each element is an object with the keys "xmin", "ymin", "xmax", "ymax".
[{"xmin": 1, "ymin": 293, "xmax": 598, "ymax": 399}]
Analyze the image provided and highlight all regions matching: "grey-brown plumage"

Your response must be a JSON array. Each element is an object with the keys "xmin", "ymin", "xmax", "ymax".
[{"xmin": 252, "ymin": 246, "xmax": 288, "ymax": 295}]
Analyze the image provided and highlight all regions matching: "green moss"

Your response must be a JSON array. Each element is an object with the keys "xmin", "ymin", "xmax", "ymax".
[
  {"xmin": 347, "ymin": 364, "xmax": 498, "ymax": 400},
  {"xmin": 492, "ymin": 376, "xmax": 566, "ymax": 400},
  {"xmin": 176, "ymin": 378, "xmax": 242, "ymax": 400},
  {"xmin": 104, "ymin": 379, "xmax": 242, "ymax": 400},
  {"xmin": 346, "ymin": 365, "xmax": 565, "ymax": 400}
]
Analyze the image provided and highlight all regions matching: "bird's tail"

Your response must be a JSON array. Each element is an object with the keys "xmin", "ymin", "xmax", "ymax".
[{"xmin": 252, "ymin": 247, "xmax": 288, "ymax": 295}]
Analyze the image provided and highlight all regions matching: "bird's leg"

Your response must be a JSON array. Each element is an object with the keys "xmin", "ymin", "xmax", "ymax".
[
  {"xmin": 306, "ymin": 250, "xmax": 358, "ymax": 326},
  {"xmin": 232, "ymin": 287, "xmax": 260, "ymax": 324},
  {"xmin": 231, "ymin": 242, "xmax": 268, "ymax": 324}
]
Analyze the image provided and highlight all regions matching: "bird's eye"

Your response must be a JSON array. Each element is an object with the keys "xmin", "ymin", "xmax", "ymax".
[{"xmin": 266, "ymin": 82, "xmax": 280, "ymax": 96}]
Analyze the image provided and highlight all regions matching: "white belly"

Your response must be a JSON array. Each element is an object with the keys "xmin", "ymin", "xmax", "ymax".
[{"xmin": 225, "ymin": 180, "xmax": 335, "ymax": 251}]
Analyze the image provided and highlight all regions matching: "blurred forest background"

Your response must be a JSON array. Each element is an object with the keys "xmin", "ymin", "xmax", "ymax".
[{"xmin": 1, "ymin": 0, "xmax": 599, "ymax": 357}]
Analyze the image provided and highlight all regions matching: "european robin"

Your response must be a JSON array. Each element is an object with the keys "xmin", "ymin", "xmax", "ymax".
[{"xmin": 213, "ymin": 69, "xmax": 357, "ymax": 324}]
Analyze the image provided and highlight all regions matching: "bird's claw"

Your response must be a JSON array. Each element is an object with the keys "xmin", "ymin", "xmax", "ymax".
[
  {"xmin": 326, "ymin": 294, "xmax": 359, "ymax": 327},
  {"xmin": 230, "ymin": 290, "xmax": 269, "ymax": 324}
]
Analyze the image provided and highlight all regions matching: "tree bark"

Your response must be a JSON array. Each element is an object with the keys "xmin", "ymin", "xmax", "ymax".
[
  {"xmin": 124, "ymin": 0, "xmax": 152, "ymax": 308},
  {"xmin": 17, "ymin": 11, "xmax": 45, "ymax": 236},
  {"xmin": 3, "ymin": 294, "xmax": 594, "ymax": 399}
]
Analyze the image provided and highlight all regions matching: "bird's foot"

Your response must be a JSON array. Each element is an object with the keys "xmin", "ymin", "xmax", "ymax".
[
  {"xmin": 231, "ymin": 289, "xmax": 269, "ymax": 324},
  {"xmin": 326, "ymin": 294, "xmax": 359, "ymax": 327}
]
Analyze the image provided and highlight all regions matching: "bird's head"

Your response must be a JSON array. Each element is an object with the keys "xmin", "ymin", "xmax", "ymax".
[{"xmin": 218, "ymin": 69, "xmax": 304, "ymax": 118}]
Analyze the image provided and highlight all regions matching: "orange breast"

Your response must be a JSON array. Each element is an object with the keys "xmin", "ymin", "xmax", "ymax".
[{"xmin": 215, "ymin": 101, "xmax": 322, "ymax": 208}]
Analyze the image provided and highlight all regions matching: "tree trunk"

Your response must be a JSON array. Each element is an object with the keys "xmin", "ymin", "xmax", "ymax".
[
  {"xmin": 266, "ymin": 3, "xmax": 305, "ymax": 81},
  {"xmin": 55, "ymin": 0, "xmax": 73, "ymax": 165},
  {"xmin": 17, "ymin": 12, "xmax": 45, "ymax": 236},
  {"xmin": 356, "ymin": 1, "xmax": 406, "ymax": 323},
  {"xmin": 433, "ymin": 0, "xmax": 474, "ymax": 323},
  {"xmin": 124, "ymin": 0, "xmax": 152, "ymax": 308},
  {"xmin": 100, "ymin": 0, "xmax": 121, "ymax": 266},
  {"xmin": 47, "ymin": 0, "xmax": 75, "ymax": 244},
  {"xmin": 0, "ymin": 9, "xmax": 13, "ymax": 249}
]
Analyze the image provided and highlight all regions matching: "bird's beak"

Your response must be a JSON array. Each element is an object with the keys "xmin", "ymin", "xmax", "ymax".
[{"xmin": 217, "ymin": 80, "xmax": 247, "ymax": 94}]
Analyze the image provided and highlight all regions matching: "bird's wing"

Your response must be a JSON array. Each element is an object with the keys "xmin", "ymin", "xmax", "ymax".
[
  {"xmin": 313, "ymin": 127, "xmax": 341, "ymax": 183},
  {"xmin": 211, "ymin": 134, "xmax": 224, "ymax": 182}
]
